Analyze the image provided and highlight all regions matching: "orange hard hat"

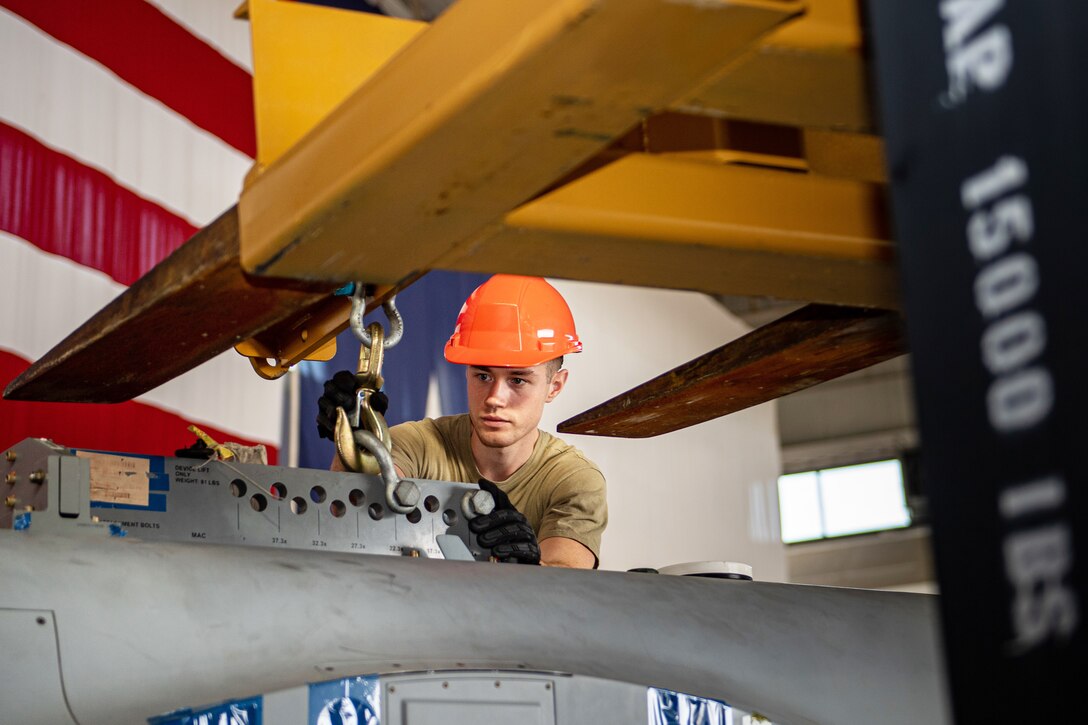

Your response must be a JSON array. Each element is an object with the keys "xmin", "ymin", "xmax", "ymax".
[{"xmin": 444, "ymin": 275, "xmax": 582, "ymax": 367}]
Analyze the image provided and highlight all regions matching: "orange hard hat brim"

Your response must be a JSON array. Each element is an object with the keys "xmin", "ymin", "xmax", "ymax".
[{"xmin": 444, "ymin": 341, "xmax": 581, "ymax": 368}]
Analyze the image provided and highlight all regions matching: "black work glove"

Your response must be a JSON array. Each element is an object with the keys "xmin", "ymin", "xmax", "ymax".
[
  {"xmin": 469, "ymin": 480, "xmax": 541, "ymax": 565},
  {"xmin": 315, "ymin": 370, "xmax": 389, "ymax": 441}
]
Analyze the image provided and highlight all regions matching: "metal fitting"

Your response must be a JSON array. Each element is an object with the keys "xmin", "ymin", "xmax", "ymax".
[
  {"xmin": 4, "ymin": 496, "xmax": 16, "ymax": 508},
  {"xmin": 28, "ymin": 470, "xmax": 45, "ymax": 484},
  {"xmin": 4, "ymin": 450, "xmax": 16, "ymax": 462},
  {"xmin": 392, "ymin": 479, "xmax": 421, "ymax": 509},
  {"xmin": 461, "ymin": 489, "xmax": 496, "ymax": 519},
  {"xmin": 5, "ymin": 472, "xmax": 16, "ymax": 485},
  {"xmin": 350, "ymin": 289, "xmax": 404, "ymax": 348},
  {"xmin": 351, "ymin": 429, "xmax": 415, "ymax": 514}
]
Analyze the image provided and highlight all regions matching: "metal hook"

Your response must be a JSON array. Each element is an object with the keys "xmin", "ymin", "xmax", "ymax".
[
  {"xmin": 353, "ymin": 429, "xmax": 418, "ymax": 515},
  {"xmin": 349, "ymin": 284, "xmax": 404, "ymax": 349}
]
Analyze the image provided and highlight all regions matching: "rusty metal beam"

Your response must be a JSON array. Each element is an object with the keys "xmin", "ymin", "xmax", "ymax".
[
  {"xmin": 2, "ymin": 209, "xmax": 341, "ymax": 403},
  {"xmin": 557, "ymin": 304, "xmax": 906, "ymax": 438},
  {"xmin": 238, "ymin": 0, "xmax": 802, "ymax": 283}
]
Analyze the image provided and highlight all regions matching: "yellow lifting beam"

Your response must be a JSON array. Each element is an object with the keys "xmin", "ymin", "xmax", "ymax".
[
  {"xmin": 437, "ymin": 153, "xmax": 898, "ymax": 309},
  {"xmin": 233, "ymin": 0, "xmax": 424, "ymax": 377},
  {"xmin": 246, "ymin": 0, "xmax": 425, "ymax": 171},
  {"xmin": 237, "ymin": 0, "xmax": 803, "ymax": 284},
  {"xmin": 681, "ymin": 0, "xmax": 871, "ymax": 131}
]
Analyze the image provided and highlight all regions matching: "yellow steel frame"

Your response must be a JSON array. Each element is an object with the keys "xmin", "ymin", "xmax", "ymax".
[
  {"xmin": 234, "ymin": 0, "xmax": 423, "ymax": 375},
  {"xmin": 246, "ymin": 0, "xmax": 424, "ymax": 171},
  {"xmin": 5, "ymin": 0, "xmax": 910, "ymax": 413},
  {"xmin": 237, "ymin": 0, "xmax": 803, "ymax": 284},
  {"xmin": 682, "ymin": 0, "xmax": 870, "ymax": 131},
  {"xmin": 437, "ymin": 152, "xmax": 898, "ymax": 309}
]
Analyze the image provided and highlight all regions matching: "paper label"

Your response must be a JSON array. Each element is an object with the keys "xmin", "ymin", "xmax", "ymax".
[{"xmin": 78, "ymin": 451, "xmax": 150, "ymax": 507}]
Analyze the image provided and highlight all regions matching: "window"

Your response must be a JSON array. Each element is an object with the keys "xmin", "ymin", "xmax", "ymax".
[{"xmin": 778, "ymin": 459, "xmax": 912, "ymax": 544}]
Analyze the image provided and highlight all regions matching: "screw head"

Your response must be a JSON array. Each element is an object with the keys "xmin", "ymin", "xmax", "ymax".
[
  {"xmin": 469, "ymin": 489, "xmax": 496, "ymax": 516},
  {"xmin": 393, "ymin": 480, "xmax": 420, "ymax": 508},
  {"xmin": 28, "ymin": 470, "xmax": 45, "ymax": 484},
  {"xmin": 4, "ymin": 496, "xmax": 16, "ymax": 508},
  {"xmin": 4, "ymin": 450, "xmax": 16, "ymax": 462},
  {"xmin": 5, "ymin": 472, "xmax": 16, "ymax": 485}
]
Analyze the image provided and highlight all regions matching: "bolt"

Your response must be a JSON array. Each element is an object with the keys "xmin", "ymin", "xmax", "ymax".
[
  {"xmin": 28, "ymin": 470, "xmax": 45, "ymax": 484},
  {"xmin": 5, "ymin": 472, "xmax": 16, "ymax": 485},
  {"xmin": 5, "ymin": 450, "xmax": 16, "ymax": 462},
  {"xmin": 469, "ymin": 489, "xmax": 496, "ymax": 516},
  {"xmin": 4, "ymin": 496, "xmax": 16, "ymax": 508},
  {"xmin": 393, "ymin": 480, "xmax": 420, "ymax": 508}
]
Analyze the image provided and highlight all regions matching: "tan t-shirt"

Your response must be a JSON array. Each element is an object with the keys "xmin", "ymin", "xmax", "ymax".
[{"xmin": 390, "ymin": 414, "xmax": 607, "ymax": 560}]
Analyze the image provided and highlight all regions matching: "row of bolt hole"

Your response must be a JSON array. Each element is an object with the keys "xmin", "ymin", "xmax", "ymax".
[{"xmin": 229, "ymin": 479, "xmax": 455, "ymax": 526}]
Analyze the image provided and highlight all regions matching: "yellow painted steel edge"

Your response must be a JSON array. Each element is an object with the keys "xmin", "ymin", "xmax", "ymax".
[
  {"xmin": 680, "ymin": 0, "xmax": 870, "ymax": 130},
  {"xmin": 433, "ymin": 153, "xmax": 899, "ymax": 308},
  {"xmin": 247, "ymin": 0, "xmax": 425, "ymax": 169},
  {"xmin": 238, "ymin": 0, "xmax": 802, "ymax": 284},
  {"xmin": 502, "ymin": 154, "xmax": 892, "ymax": 261}
]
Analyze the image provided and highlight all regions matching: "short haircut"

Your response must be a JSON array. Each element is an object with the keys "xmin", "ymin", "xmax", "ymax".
[{"xmin": 545, "ymin": 356, "xmax": 564, "ymax": 378}]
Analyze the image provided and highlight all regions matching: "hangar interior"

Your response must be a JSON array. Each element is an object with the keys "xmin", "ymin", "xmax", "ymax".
[{"xmin": 3, "ymin": 0, "xmax": 1076, "ymax": 723}]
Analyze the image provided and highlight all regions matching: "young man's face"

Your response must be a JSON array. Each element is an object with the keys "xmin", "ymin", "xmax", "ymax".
[{"xmin": 465, "ymin": 363, "xmax": 567, "ymax": 450}]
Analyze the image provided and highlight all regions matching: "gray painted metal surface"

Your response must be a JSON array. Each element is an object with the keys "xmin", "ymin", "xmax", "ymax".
[
  {"xmin": 2, "ymin": 438, "xmax": 487, "ymax": 560},
  {"xmin": 0, "ymin": 608, "xmax": 78, "ymax": 724},
  {"xmin": 0, "ymin": 528, "xmax": 949, "ymax": 725},
  {"xmin": 244, "ymin": 671, "xmax": 651, "ymax": 725}
]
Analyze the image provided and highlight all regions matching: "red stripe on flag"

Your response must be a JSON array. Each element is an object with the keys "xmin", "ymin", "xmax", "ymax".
[
  {"xmin": 2, "ymin": 0, "xmax": 256, "ymax": 158},
  {"xmin": 0, "ymin": 121, "xmax": 198, "ymax": 286},
  {"xmin": 0, "ymin": 349, "xmax": 278, "ymax": 464}
]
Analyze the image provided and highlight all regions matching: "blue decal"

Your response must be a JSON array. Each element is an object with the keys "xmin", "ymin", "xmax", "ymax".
[
  {"xmin": 108, "ymin": 523, "xmax": 127, "ymax": 537},
  {"xmin": 309, "ymin": 676, "xmax": 380, "ymax": 725},
  {"xmin": 648, "ymin": 687, "xmax": 732, "ymax": 725},
  {"xmin": 13, "ymin": 512, "xmax": 31, "ymax": 531},
  {"xmin": 148, "ymin": 695, "xmax": 261, "ymax": 725},
  {"xmin": 91, "ymin": 493, "xmax": 168, "ymax": 512}
]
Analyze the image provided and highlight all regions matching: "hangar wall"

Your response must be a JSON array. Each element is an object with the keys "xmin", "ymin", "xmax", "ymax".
[{"xmin": 542, "ymin": 281, "xmax": 786, "ymax": 578}]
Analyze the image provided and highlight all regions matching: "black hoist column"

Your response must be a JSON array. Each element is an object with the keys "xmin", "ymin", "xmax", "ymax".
[{"xmin": 867, "ymin": 1, "xmax": 1088, "ymax": 721}]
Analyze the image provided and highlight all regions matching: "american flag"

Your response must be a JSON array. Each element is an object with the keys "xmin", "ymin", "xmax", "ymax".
[
  {"xmin": 0, "ymin": 0, "xmax": 279, "ymax": 460},
  {"xmin": 0, "ymin": 0, "xmax": 484, "ymax": 467}
]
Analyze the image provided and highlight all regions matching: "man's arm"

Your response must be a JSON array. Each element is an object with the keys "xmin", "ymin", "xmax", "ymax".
[{"xmin": 540, "ymin": 536, "xmax": 596, "ymax": 569}]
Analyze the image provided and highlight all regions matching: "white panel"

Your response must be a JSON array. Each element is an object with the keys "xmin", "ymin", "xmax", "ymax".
[
  {"xmin": 0, "ymin": 609, "xmax": 78, "ymax": 724},
  {"xmin": 148, "ymin": 0, "xmax": 254, "ymax": 72},
  {"xmin": 0, "ymin": 7, "xmax": 250, "ymax": 226},
  {"xmin": 539, "ymin": 281, "xmax": 787, "ymax": 581},
  {"xmin": 0, "ymin": 232, "xmax": 284, "ymax": 444}
]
